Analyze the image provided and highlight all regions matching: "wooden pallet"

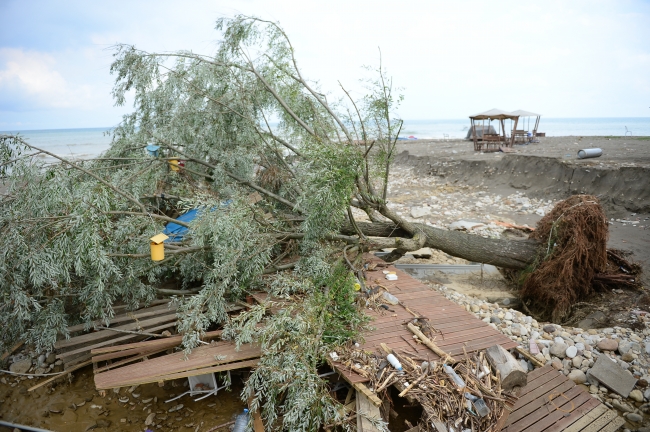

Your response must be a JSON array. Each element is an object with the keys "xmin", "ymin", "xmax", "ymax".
[
  {"xmin": 333, "ymin": 256, "xmax": 518, "ymax": 383},
  {"xmin": 501, "ymin": 366, "xmax": 625, "ymax": 432}
]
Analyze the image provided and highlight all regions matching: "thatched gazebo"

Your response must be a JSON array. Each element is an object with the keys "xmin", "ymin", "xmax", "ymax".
[{"xmin": 469, "ymin": 108, "xmax": 519, "ymax": 151}]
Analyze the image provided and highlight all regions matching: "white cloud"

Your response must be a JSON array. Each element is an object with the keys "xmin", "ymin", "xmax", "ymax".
[{"xmin": 0, "ymin": 48, "xmax": 98, "ymax": 109}]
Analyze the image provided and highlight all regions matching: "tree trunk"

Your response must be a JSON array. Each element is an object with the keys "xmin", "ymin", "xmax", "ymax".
[{"xmin": 344, "ymin": 222, "xmax": 539, "ymax": 270}]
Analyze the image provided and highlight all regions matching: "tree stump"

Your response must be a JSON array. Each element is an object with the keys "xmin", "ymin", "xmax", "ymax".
[{"xmin": 485, "ymin": 344, "xmax": 527, "ymax": 390}]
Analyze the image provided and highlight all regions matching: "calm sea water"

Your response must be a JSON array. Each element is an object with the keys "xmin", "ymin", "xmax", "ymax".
[
  {"xmin": 400, "ymin": 117, "xmax": 650, "ymax": 140},
  {"xmin": 2, "ymin": 118, "xmax": 649, "ymax": 159}
]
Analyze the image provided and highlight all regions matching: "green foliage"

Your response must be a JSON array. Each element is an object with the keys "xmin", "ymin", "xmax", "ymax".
[{"xmin": 1, "ymin": 15, "xmax": 400, "ymax": 429}]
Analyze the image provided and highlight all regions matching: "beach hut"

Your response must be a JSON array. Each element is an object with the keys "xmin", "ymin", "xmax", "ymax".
[
  {"xmin": 469, "ymin": 109, "xmax": 519, "ymax": 151},
  {"xmin": 510, "ymin": 109, "xmax": 542, "ymax": 142}
]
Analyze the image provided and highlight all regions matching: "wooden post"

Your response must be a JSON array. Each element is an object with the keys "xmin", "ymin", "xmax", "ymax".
[
  {"xmin": 485, "ymin": 344, "xmax": 527, "ymax": 390},
  {"xmin": 356, "ymin": 390, "xmax": 382, "ymax": 432}
]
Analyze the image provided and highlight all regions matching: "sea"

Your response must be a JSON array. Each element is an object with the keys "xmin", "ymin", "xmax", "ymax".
[{"xmin": 2, "ymin": 118, "xmax": 649, "ymax": 160}]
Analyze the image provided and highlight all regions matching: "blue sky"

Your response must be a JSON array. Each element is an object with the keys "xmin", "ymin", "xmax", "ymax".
[{"xmin": 1, "ymin": 0, "xmax": 649, "ymax": 130}]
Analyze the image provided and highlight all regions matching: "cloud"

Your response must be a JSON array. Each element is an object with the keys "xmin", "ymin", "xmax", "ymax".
[{"xmin": 0, "ymin": 48, "xmax": 97, "ymax": 110}]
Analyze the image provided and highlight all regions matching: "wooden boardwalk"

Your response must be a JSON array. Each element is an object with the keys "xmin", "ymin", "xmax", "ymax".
[
  {"xmin": 334, "ymin": 257, "xmax": 518, "ymax": 384},
  {"xmin": 501, "ymin": 366, "xmax": 625, "ymax": 432}
]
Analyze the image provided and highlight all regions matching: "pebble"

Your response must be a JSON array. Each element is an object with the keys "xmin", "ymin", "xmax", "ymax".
[
  {"xmin": 568, "ymin": 369, "xmax": 587, "ymax": 384},
  {"xmin": 597, "ymin": 338, "xmax": 619, "ymax": 352},
  {"xmin": 543, "ymin": 324, "xmax": 556, "ymax": 333},
  {"xmin": 566, "ymin": 346, "xmax": 578, "ymax": 358},
  {"xmin": 625, "ymin": 412, "xmax": 643, "ymax": 423},
  {"xmin": 629, "ymin": 389, "xmax": 644, "ymax": 403},
  {"xmin": 550, "ymin": 342, "xmax": 569, "ymax": 358}
]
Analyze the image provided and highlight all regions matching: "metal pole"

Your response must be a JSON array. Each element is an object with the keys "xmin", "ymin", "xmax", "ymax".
[{"xmin": 0, "ymin": 420, "xmax": 54, "ymax": 432}]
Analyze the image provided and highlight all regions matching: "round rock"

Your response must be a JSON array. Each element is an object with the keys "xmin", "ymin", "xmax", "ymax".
[
  {"xmin": 596, "ymin": 338, "xmax": 618, "ymax": 352},
  {"xmin": 543, "ymin": 324, "xmax": 556, "ymax": 333},
  {"xmin": 568, "ymin": 369, "xmax": 587, "ymax": 384},
  {"xmin": 629, "ymin": 389, "xmax": 644, "ymax": 403},
  {"xmin": 550, "ymin": 342, "xmax": 569, "ymax": 358},
  {"xmin": 566, "ymin": 346, "xmax": 578, "ymax": 358}
]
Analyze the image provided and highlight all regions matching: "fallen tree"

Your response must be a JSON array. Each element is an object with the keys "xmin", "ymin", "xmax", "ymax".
[{"xmin": 0, "ymin": 15, "xmax": 635, "ymax": 430}]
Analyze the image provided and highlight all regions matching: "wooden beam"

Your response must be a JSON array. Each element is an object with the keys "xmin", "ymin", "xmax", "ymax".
[
  {"xmin": 356, "ymin": 390, "xmax": 382, "ymax": 432},
  {"xmin": 95, "ymin": 358, "xmax": 259, "ymax": 390},
  {"xmin": 248, "ymin": 396, "xmax": 265, "ymax": 432}
]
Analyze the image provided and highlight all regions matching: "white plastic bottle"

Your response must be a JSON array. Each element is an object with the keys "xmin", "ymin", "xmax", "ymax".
[
  {"xmin": 233, "ymin": 408, "xmax": 250, "ymax": 432},
  {"xmin": 386, "ymin": 354, "xmax": 403, "ymax": 372},
  {"xmin": 443, "ymin": 364, "xmax": 466, "ymax": 389}
]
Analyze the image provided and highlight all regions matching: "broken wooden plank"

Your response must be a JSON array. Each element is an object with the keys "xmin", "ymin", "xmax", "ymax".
[
  {"xmin": 1, "ymin": 341, "xmax": 24, "ymax": 361},
  {"xmin": 91, "ymin": 330, "xmax": 223, "ymax": 361},
  {"xmin": 356, "ymin": 390, "xmax": 382, "ymax": 432},
  {"xmin": 248, "ymin": 395, "xmax": 265, "ymax": 432},
  {"xmin": 93, "ymin": 347, "xmax": 169, "ymax": 373},
  {"xmin": 58, "ymin": 321, "xmax": 176, "ymax": 361},
  {"xmin": 65, "ymin": 302, "xmax": 174, "ymax": 333},
  {"xmin": 94, "ymin": 341, "xmax": 260, "ymax": 389},
  {"xmin": 95, "ymin": 358, "xmax": 259, "ymax": 389},
  {"xmin": 55, "ymin": 312, "xmax": 177, "ymax": 350}
]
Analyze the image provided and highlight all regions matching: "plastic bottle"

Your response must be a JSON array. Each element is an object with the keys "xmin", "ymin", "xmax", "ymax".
[
  {"xmin": 473, "ymin": 398, "xmax": 490, "ymax": 417},
  {"xmin": 233, "ymin": 408, "xmax": 250, "ymax": 432},
  {"xmin": 386, "ymin": 354, "xmax": 403, "ymax": 372},
  {"xmin": 382, "ymin": 292, "xmax": 399, "ymax": 305},
  {"xmin": 443, "ymin": 364, "xmax": 466, "ymax": 389}
]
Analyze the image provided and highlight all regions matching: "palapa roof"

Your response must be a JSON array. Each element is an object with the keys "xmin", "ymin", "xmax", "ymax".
[
  {"xmin": 511, "ymin": 109, "xmax": 542, "ymax": 117},
  {"xmin": 469, "ymin": 108, "xmax": 519, "ymax": 120}
]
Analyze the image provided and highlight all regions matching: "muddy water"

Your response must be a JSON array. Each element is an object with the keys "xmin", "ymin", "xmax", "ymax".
[{"xmin": 0, "ymin": 366, "xmax": 246, "ymax": 431}]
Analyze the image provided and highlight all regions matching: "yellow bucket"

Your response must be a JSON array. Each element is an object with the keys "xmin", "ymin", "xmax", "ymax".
[
  {"xmin": 150, "ymin": 233, "xmax": 169, "ymax": 261},
  {"xmin": 169, "ymin": 159, "xmax": 180, "ymax": 172}
]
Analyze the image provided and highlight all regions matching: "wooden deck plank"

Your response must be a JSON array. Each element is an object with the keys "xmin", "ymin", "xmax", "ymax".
[
  {"xmin": 90, "ymin": 330, "xmax": 223, "ymax": 359},
  {"xmin": 514, "ymin": 368, "xmax": 564, "ymax": 398},
  {"xmin": 595, "ymin": 415, "xmax": 625, "ymax": 432},
  {"xmin": 94, "ymin": 341, "xmax": 260, "ymax": 389},
  {"xmin": 65, "ymin": 302, "xmax": 174, "ymax": 333},
  {"xmin": 55, "ymin": 312, "xmax": 177, "ymax": 350},
  {"xmin": 509, "ymin": 376, "xmax": 574, "ymax": 414},
  {"xmin": 505, "ymin": 384, "xmax": 583, "ymax": 427},
  {"xmin": 506, "ymin": 390, "xmax": 592, "ymax": 432},
  {"xmin": 552, "ymin": 402, "xmax": 606, "ymax": 432},
  {"xmin": 576, "ymin": 409, "xmax": 619, "ymax": 432}
]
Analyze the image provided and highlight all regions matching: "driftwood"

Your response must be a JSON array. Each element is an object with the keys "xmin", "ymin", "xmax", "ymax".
[
  {"xmin": 406, "ymin": 323, "xmax": 455, "ymax": 363},
  {"xmin": 485, "ymin": 344, "xmax": 527, "ymax": 390}
]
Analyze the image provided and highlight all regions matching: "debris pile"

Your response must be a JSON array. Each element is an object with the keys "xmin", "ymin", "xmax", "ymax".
[{"xmin": 336, "ymin": 341, "xmax": 516, "ymax": 432}]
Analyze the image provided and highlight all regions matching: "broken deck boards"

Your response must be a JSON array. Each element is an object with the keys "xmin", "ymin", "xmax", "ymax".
[
  {"xmin": 333, "ymin": 255, "xmax": 517, "ymax": 384},
  {"xmin": 501, "ymin": 366, "xmax": 624, "ymax": 432},
  {"xmin": 94, "ymin": 340, "xmax": 261, "ymax": 389}
]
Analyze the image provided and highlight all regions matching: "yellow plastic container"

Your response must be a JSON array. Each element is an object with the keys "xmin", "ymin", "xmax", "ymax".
[
  {"xmin": 169, "ymin": 159, "xmax": 180, "ymax": 172},
  {"xmin": 150, "ymin": 233, "xmax": 169, "ymax": 261}
]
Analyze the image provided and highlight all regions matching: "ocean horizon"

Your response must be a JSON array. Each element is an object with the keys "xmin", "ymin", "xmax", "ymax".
[{"xmin": 2, "ymin": 117, "xmax": 649, "ymax": 160}]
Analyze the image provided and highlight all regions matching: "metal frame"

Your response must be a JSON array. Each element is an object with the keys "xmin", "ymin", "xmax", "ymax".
[{"xmin": 165, "ymin": 370, "xmax": 231, "ymax": 403}]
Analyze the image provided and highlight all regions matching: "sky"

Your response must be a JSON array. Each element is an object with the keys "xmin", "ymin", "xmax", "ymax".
[{"xmin": 1, "ymin": 0, "xmax": 649, "ymax": 130}]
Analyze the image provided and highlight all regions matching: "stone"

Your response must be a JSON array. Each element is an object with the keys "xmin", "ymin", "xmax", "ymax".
[
  {"xmin": 490, "ymin": 317, "xmax": 501, "ymax": 324},
  {"xmin": 470, "ymin": 304, "xmax": 480, "ymax": 313},
  {"xmin": 625, "ymin": 412, "xmax": 643, "ymax": 423},
  {"xmin": 566, "ymin": 346, "xmax": 578, "ymax": 358},
  {"xmin": 645, "ymin": 388, "xmax": 650, "ymax": 400},
  {"xmin": 511, "ymin": 323, "xmax": 528, "ymax": 336},
  {"xmin": 551, "ymin": 359, "xmax": 563, "ymax": 370},
  {"xmin": 411, "ymin": 207, "xmax": 432, "ymax": 218},
  {"xmin": 9, "ymin": 359, "xmax": 32, "ymax": 374},
  {"xmin": 145, "ymin": 413, "xmax": 156, "ymax": 426},
  {"xmin": 597, "ymin": 338, "xmax": 619, "ymax": 352},
  {"xmin": 618, "ymin": 340, "xmax": 633, "ymax": 355},
  {"xmin": 504, "ymin": 312, "xmax": 513, "ymax": 321},
  {"xmin": 46, "ymin": 352, "xmax": 56, "ymax": 364},
  {"xmin": 568, "ymin": 370, "xmax": 587, "ymax": 384},
  {"xmin": 572, "ymin": 356, "xmax": 583, "ymax": 368},
  {"xmin": 621, "ymin": 352, "xmax": 634, "ymax": 362},
  {"xmin": 587, "ymin": 355, "xmax": 637, "ymax": 398},
  {"xmin": 550, "ymin": 342, "xmax": 569, "ymax": 358},
  {"xmin": 629, "ymin": 389, "xmax": 644, "ymax": 402},
  {"xmin": 543, "ymin": 324, "xmax": 557, "ymax": 333},
  {"xmin": 611, "ymin": 400, "xmax": 633, "ymax": 413}
]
